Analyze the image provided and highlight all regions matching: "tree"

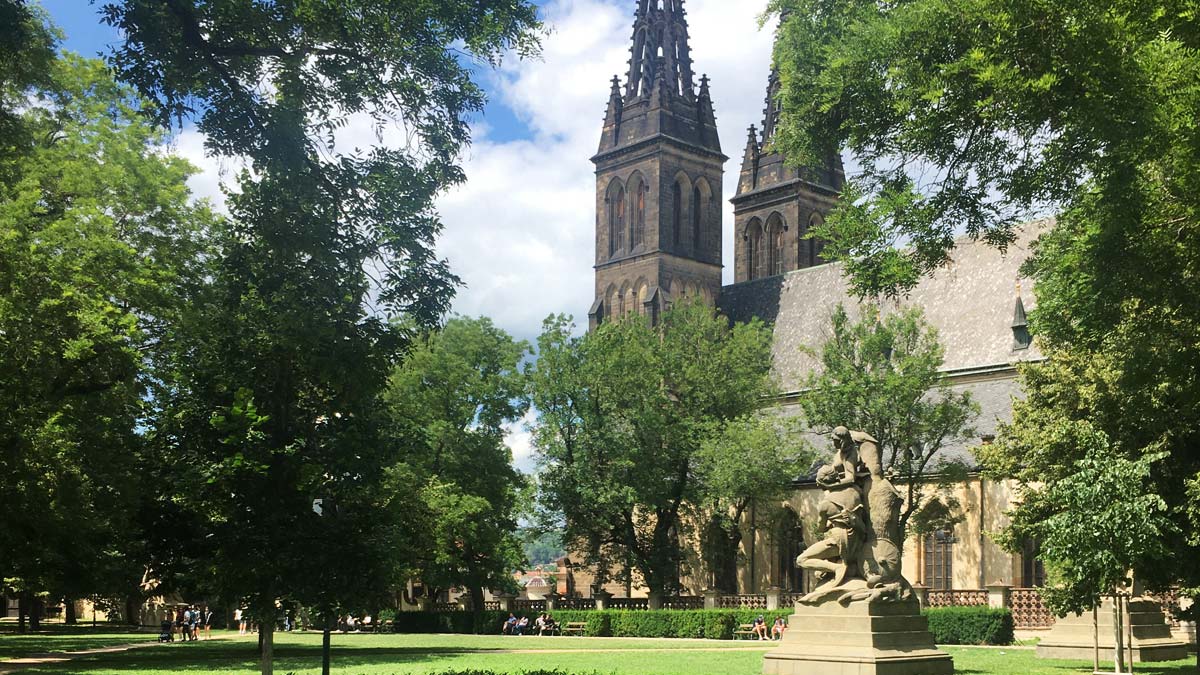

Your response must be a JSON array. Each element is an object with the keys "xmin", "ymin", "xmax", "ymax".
[
  {"xmin": 99, "ymin": 3, "xmax": 541, "ymax": 673},
  {"xmin": 529, "ymin": 301, "xmax": 776, "ymax": 596},
  {"xmin": 0, "ymin": 50, "xmax": 214, "ymax": 631},
  {"xmin": 383, "ymin": 316, "xmax": 530, "ymax": 610},
  {"xmin": 1002, "ymin": 428, "xmax": 1174, "ymax": 673},
  {"xmin": 768, "ymin": 0, "xmax": 1198, "ymax": 299},
  {"xmin": 694, "ymin": 414, "xmax": 814, "ymax": 592},
  {"xmin": 800, "ymin": 305, "xmax": 979, "ymax": 546},
  {"xmin": 769, "ymin": 0, "xmax": 1200, "ymax": 636}
]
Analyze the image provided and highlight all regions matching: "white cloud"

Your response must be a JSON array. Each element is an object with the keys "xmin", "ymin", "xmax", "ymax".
[
  {"xmin": 505, "ymin": 409, "xmax": 541, "ymax": 475},
  {"xmin": 167, "ymin": 0, "xmax": 781, "ymax": 346},
  {"xmin": 436, "ymin": 0, "xmax": 778, "ymax": 343}
]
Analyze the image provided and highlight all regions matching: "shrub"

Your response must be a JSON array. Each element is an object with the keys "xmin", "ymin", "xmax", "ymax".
[
  {"xmin": 923, "ymin": 606, "xmax": 1014, "ymax": 645},
  {"xmin": 388, "ymin": 608, "xmax": 795, "ymax": 640}
]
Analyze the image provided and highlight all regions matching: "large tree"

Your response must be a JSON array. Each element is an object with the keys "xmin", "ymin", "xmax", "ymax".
[
  {"xmin": 771, "ymin": 0, "xmax": 1200, "ymax": 619},
  {"xmin": 98, "ymin": 2, "xmax": 542, "ymax": 673},
  {"xmin": 0, "ymin": 45, "xmax": 214, "ymax": 631},
  {"xmin": 694, "ymin": 414, "xmax": 813, "ymax": 593},
  {"xmin": 529, "ymin": 301, "xmax": 776, "ymax": 596},
  {"xmin": 800, "ymin": 305, "xmax": 979, "ymax": 546},
  {"xmin": 384, "ymin": 316, "xmax": 530, "ymax": 610}
]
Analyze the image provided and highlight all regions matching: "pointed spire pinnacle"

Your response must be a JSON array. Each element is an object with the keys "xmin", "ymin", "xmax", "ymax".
[
  {"xmin": 760, "ymin": 68, "xmax": 783, "ymax": 146},
  {"xmin": 625, "ymin": 0, "xmax": 696, "ymax": 100}
]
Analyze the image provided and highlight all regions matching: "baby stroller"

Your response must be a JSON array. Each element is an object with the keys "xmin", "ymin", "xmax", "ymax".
[{"xmin": 158, "ymin": 619, "xmax": 174, "ymax": 643}]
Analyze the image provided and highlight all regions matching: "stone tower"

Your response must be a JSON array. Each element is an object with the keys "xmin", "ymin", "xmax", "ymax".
[
  {"xmin": 731, "ymin": 66, "xmax": 844, "ymax": 284},
  {"xmin": 589, "ymin": 0, "xmax": 726, "ymax": 329}
]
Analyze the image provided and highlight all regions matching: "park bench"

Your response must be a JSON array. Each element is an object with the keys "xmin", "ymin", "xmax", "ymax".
[
  {"xmin": 563, "ymin": 621, "xmax": 587, "ymax": 636},
  {"xmin": 733, "ymin": 623, "xmax": 757, "ymax": 640}
]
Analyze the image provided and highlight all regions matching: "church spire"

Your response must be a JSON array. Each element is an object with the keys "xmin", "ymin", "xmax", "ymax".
[{"xmin": 626, "ymin": 0, "xmax": 696, "ymax": 101}]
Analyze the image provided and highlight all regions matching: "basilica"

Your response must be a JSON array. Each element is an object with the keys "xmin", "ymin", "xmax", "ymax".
[{"xmin": 583, "ymin": 0, "xmax": 1047, "ymax": 598}]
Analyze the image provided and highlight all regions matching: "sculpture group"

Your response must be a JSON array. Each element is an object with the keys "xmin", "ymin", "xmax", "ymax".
[{"xmin": 798, "ymin": 427, "xmax": 909, "ymax": 605}]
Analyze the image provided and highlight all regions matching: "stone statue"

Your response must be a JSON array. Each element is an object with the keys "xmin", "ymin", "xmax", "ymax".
[{"xmin": 797, "ymin": 427, "xmax": 911, "ymax": 605}]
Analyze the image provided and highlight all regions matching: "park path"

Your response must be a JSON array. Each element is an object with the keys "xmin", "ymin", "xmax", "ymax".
[{"xmin": 0, "ymin": 634, "xmax": 240, "ymax": 674}]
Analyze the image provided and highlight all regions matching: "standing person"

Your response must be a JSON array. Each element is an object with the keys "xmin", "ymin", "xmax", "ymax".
[
  {"xmin": 236, "ymin": 607, "xmax": 246, "ymax": 635},
  {"xmin": 203, "ymin": 606, "xmax": 214, "ymax": 640},
  {"xmin": 175, "ymin": 607, "xmax": 186, "ymax": 642}
]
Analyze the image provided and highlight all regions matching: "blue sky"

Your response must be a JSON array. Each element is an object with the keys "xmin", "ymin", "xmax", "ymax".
[{"xmin": 38, "ymin": 0, "xmax": 783, "ymax": 471}]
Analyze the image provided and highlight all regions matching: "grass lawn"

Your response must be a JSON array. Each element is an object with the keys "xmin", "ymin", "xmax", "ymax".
[
  {"xmin": 5, "ymin": 632, "xmax": 1197, "ymax": 675},
  {"xmin": 0, "ymin": 626, "xmax": 159, "ymax": 661}
]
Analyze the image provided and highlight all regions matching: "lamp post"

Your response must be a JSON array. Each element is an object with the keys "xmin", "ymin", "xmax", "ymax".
[{"xmin": 313, "ymin": 498, "xmax": 335, "ymax": 675}]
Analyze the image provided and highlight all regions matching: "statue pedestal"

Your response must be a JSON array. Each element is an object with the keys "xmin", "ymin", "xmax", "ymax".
[
  {"xmin": 1036, "ymin": 597, "xmax": 1189, "ymax": 663},
  {"xmin": 763, "ymin": 599, "xmax": 953, "ymax": 675}
]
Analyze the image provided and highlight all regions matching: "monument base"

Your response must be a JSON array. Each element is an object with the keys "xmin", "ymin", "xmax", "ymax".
[
  {"xmin": 762, "ymin": 599, "xmax": 954, "ymax": 675},
  {"xmin": 1036, "ymin": 597, "xmax": 1189, "ymax": 663}
]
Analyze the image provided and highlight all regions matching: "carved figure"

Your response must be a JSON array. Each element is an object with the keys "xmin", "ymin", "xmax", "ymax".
[
  {"xmin": 796, "ymin": 427, "xmax": 911, "ymax": 605},
  {"xmin": 797, "ymin": 465, "xmax": 867, "ymax": 593}
]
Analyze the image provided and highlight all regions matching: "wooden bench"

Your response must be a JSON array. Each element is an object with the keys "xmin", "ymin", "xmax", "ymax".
[
  {"xmin": 733, "ymin": 623, "xmax": 758, "ymax": 640},
  {"xmin": 563, "ymin": 621, "xmax": 587, "ymax": 636}
]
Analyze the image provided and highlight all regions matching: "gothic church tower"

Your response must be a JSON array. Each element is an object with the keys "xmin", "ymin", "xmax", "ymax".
[
  {"xmin": 731, "ymin": 66, "xmax": 844, "ymax": 283},
  {"xmin": 589, "ymin": 0, "xmax": 726, "ymax": 329}
]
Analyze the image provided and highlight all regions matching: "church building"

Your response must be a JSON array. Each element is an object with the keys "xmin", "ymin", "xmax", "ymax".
[{"xmin": 583, "ymin": 0, "xmax": 1047, "ymax": 598}]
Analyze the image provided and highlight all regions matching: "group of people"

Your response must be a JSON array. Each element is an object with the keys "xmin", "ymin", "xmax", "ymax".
[
  {"xmin": 158, "ymin": 605, "xmax": 213, "ymax": 643},
  {"xmin": 750, "ymin": 615, "xmax": 788, "ymax": 641},
  {"xmin": 500, "ymin": 613, "xmax": 559, "ymax": 636}
]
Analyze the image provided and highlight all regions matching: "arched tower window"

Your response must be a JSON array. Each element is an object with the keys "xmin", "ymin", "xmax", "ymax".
[
  {"xmin": 766, "ymin": 213, "xmax": 786, "ymax": 276},
  {"xmin": 745, "ymin": 218, "xmax": 763, "ymax": 281},
  {"xmin": 630, "ymin": 176, "xmax": 647, "ymax": 249},
  {"xmin": 672, "ymin": 182, "xmax": 682, "ymax": 246},
  {"xmin": 807, "ymin": 213, "xmax": 825, "ymax": 268},
  {"xmin": 1021, "ymin": 538, "xmax": 1046, "ymax": 588},
  {"xmin": 693, "ymin": 178, "xmax": 711, "ymax": 254},
  {"xmin": 608, "ymin": 182, "xmax": 626, "ymax": 257}
]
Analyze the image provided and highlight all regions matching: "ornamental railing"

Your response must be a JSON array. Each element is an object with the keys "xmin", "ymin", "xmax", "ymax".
[
  {"xmin": 482, "ymin": 601, "xmax": 501, "ymax": 611},
  {"xmin": 556, "ymin": 597, "xmax": 597, "ymax": 610},
  {"xmin": 715, "ymin": 594, "xmax": 768, "ymax": 610},
  {"xmin": 514, "ymin": 599, "xmax": 546, "ymax": 612},
  {"xmin": 1010, "ymin": 588, "xmax": 1055, "ymax": 628},
  {"xmin": 607, "ymin": 597, "xmax": 649, "ymax": 610},
  {"xmin": 432, "ymin": 602, "xmax": 461, "ymax": 612},
  {"xmin": 662, "ymin": 596, "xmax": 704, "ymax": 610},
  {"xmin": 926, "ymin": 589, "xmax": 988, "ymax": 608}
]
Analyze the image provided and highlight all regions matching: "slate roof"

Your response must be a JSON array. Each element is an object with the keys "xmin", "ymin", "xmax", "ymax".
[{"xmin": 719, "ymin": 224, "xmax": 1047, "ymax": 393}]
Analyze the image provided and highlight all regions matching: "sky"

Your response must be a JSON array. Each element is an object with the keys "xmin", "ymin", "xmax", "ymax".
[{"xmin": 40, "ymin": 0, "xmax": 784, "ymax": 471}]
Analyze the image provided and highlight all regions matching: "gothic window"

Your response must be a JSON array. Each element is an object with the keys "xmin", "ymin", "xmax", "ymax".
[
  {"xmin": 672, "ymin": 182, "xmax": 682, "ymax": 246},
  {"xmin": 745, "ymin": 218, "xmax": 763, "ymax": 281},
  {"xmin": 766, "ymin": 213, "xmax": 786, "ymax": 276},
  {"xmin": 777, "ymin": 508, "xmax": 806, "ymax": 593},
  {"xmin": 630, "ymin": 177, "xmax": 647, "ymax": 249},
  {"xmin": 808, "ymin": 214, "xmax": 825, "ymax": 267},
  {"xmin": 1021, "ymin": 538, "xmax": 1046, "ymax": 588},
  {"xmin": 924, "ymin": 529, "xmax": 956, "ymax": 591},
  {"xmin": 609, "ymin": 183, "xmax": 626, "ymax": 257},
  {"xmin": 692, "ymin": 186, "xmax": 702, "ymax": 250}
]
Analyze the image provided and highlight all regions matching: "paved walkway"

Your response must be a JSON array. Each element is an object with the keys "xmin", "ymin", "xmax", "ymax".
[{"xmin": 0, "ymin": 636, "xmax": 237, "ymax": 674}]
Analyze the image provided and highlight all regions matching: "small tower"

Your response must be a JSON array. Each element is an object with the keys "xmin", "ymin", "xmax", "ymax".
[
  {"xmin": 730, "ymin": 65, "xmax": 845, "ymax": 284},
  {"xmin": 589, "ymin": 0, "xmax": 727, "ymax": 329}
]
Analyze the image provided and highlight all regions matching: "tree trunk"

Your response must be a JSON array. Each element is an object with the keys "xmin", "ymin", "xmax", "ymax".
[
  {"xmin": 125, "ymin": 596, "xmax": 139, "ymax": 627},
  {"xmin": 1112, "ymin": 597, "xmax": 1126, "ymax": 674},
  {"xmin": 30, "ymin": 598, "xmax": 43, "ymax": 631},
  {"xmin": 64, "ymin": 599, "xmax": 77, "ymax": 625},
  {"xmin": 260, "ymin": 618, "xmax": 275, "ymax": 675},
  {"xmin": 321, "ymin": 615, "xmax": 332, "ymax": 675},
  {"xmin": 17, "ymin": 594, "xmax": 28, "ymax": 633}
]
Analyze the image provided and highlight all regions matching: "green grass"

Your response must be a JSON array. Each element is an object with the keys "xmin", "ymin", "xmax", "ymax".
[
  {"xmin": 0, "ymin": 626, "xmax": 159, "ymax": 661},
  {"xmin": 5, "ymin": 631, "xmax": 1196, "ymax": 675}
]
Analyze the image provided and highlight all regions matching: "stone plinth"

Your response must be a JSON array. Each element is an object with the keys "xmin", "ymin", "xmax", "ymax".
[
  {"xmin": 1036, "ymin": 597, "xmax": 1189, "ymax": 663},
  {"xmin": 762, "ymin": 599, "xmax": 954, "ymax": 675}
]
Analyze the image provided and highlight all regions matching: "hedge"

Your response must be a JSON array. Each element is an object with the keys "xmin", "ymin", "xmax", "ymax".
[
  {"xmin": 390, "ymin": 609, "xmax": 793, "ymax": 640},
  {"xmin": 923, "ymin": 606, "xmax": 1014, "ymax": 645}
]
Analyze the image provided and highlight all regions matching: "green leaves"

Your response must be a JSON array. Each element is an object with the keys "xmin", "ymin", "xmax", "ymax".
[
  {"xmin": 800, "ymin": 304, "xmax": 979, "ymax": 541},
  {"xmin": 1019, "ymin": 429, "xmax": 1175, "ymax": 615},
  {"xmin": 770, "ymin": 0, "xmax": 1198, "ymax": 298},
  {"xmin": 529, "ymin": 301, "xmax": 778, "ymax": 594}
]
